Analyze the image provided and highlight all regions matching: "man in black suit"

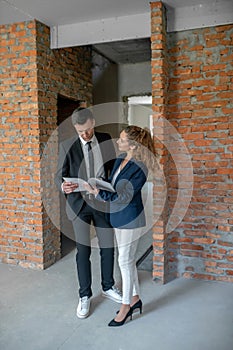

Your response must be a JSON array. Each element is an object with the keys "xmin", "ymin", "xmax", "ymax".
[{"xmin": 55, "ymin": 108, "xmax": 122, "ymax": 319}]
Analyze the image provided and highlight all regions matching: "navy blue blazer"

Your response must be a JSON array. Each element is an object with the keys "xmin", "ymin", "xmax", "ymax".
[{"xmin": 97, "ymin": 154, "xmax": 148, "ymax": 229}]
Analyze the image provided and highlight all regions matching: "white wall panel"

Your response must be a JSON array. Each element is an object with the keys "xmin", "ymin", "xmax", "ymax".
[
  {"xmin": 51, "ymin": 1, "xmax": 233, "ymax": 48},
  {"xmin": 166, "ymin": 1, "xmax": 233, "ymax": 32},
  {"xmin": 51, "ymin": 13, "xmax": 151, "ymax": 49}
]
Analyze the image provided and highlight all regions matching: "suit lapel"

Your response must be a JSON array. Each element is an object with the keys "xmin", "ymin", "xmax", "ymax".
[
  {"xmin": 72, "ymin": 138, "xmax": 87, "ymax": 179},
  {"xmin": 72, "ymin": 137, "xmax": 84, "ymax": 159},
  {"xmin": 95, "ymin": 132, "xmax": 106, "ymax": 161},
  {"xmin": 118, "ymin": 160, "xmax": 133, "ymax": 177},
  {"xmin": 113, "ymin": 158, "xmax": 135, "ymax": 184}
]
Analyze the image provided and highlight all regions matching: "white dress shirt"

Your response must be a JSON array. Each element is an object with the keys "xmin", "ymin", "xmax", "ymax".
[{"xmin": 79, "ymin": 135, "xmax": 105, "ymax": 179}]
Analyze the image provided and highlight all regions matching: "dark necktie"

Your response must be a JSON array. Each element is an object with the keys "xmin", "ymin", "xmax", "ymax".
[{"xmin": 87, "ymin": 141, "xmax": 94, "ymax": 178}]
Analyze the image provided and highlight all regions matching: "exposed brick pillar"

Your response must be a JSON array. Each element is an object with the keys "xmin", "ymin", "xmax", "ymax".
[
  {"xmin": 0, "ymin": 21, "xmax": 45, "ymax": 268},
  {"xmin": 0, "ymin": 20, "xmax": 92, "ymax": 269},
  {"xmin": 150, "ymin": 2, "xmax": 170, "ymax": 283}
]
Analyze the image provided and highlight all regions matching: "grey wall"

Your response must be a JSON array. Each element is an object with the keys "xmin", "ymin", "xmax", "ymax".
[
  {"xmin": 92, "ymin": 55, "xmax": 152, "ymax": 104},
  {"xmin": 118, "ymin": 61, "xmax": 151, "ymax": 100},
  {"xmin": 92, "ymin": 51, "xmax": 118, "ymax": 105},
  {"xmin": 92, "ymin": 55, "xmax": 152, "ymax": 138}
]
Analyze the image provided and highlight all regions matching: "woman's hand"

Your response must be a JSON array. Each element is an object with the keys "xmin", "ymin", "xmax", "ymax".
[{"xmin": 84, "ymin": 183, "xmax": 99, "ymax": 196}]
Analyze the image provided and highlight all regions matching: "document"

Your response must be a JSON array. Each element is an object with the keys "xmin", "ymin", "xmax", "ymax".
[{"xmin": 63, "ymin": 177, "xmax": 115, "ymax": 192}]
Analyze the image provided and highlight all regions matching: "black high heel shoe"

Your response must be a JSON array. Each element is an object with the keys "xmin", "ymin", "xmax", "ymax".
[
  {"xmin": 116, "ymin": 299, "xmax": 143, "ymax": 315},
  {"xmin": 108, "ymin": 308, "xmax": 133, "ymax": 327},
  {"xmin": 131, "ymin": 299, "xmax": 142, "ymax": 314}
]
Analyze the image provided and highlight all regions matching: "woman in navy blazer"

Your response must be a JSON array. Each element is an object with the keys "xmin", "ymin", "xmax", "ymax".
[
  {"xmin": 86, "ymin": 125, "xmax": 156, "ymax": 327},
  {"xmin": 100, "ymin": 155, "xmax": 148, "ymax": 229}
]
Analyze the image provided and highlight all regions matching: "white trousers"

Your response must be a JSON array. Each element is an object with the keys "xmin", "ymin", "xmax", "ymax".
[{"xmin": 115, "ymin": 227, "xmax": 143, "ymax": 305}]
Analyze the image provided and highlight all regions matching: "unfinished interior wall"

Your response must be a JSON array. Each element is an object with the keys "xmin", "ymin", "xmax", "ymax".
[
  {"xmin": 151, "ymin": 2, "xmax": 233, "ymax": 283},
  {"xmin": 0, "ymin": 20, "xmax": 92, "ymax": 269},
  {"xmin": 118, "ymin": 61, "xmax": 152, "ymax": 99}
]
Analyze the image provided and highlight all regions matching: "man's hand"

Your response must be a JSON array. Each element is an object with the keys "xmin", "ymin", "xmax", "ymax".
[{"xmin": 62, "ymin": 181, "xmax": 79, "ymax": 194}]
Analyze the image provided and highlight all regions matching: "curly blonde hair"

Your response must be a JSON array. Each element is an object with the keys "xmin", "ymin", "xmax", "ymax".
[{"xmin": 123, "ymin": 125, "xmax": 157, "ymax": 171}]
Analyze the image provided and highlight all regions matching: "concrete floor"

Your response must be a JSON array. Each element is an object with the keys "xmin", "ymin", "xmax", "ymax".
[{"xmin": 1, "ymin": 247, "xmax": 233, "ymax": 350}]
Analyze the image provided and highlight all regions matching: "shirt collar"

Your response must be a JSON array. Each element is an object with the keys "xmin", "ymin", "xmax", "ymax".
[{"xmin": 79, "ymin": 134, "xmax": 96, "ymax": 146}]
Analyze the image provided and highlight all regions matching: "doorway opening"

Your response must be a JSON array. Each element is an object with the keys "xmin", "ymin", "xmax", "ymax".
[
  {"xmin": 126, "ymin": 95, "xmax": 152, "ymax": 131},
  {"xmin": 57, "ymin": 95, "xmax": 81, "ymax": 257},
  {"xmin": 124, "ymin": 95, "xmax": 154, "ymax": 271}
]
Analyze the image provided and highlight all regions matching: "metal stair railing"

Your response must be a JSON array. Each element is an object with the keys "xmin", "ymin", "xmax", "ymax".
[{"xmin": 136, "ymin": 244, "xmax": 153, "ymax": 267}]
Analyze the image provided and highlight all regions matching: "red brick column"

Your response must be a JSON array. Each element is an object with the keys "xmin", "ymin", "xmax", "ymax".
[
  {"xmin": 0, "ymin": 21, "xmax": 44, "ymax": 268},
  {"xmin": 151, "ymin": 2, "xmax": 170, "ymax": 283},
  {"xmin": 0, "ymin": 20, "xmax": 92, "ymax": 269}
]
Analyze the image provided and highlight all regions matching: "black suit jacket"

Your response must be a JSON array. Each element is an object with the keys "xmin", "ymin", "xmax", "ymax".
[{"xmin": 55, "ymin": 131, "xmax": 116, "ymax": 220}]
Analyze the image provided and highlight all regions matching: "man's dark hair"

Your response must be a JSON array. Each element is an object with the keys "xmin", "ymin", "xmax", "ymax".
[{"xmin": 71, "ymin": 107, "xmax": 94, "ymax": 126}]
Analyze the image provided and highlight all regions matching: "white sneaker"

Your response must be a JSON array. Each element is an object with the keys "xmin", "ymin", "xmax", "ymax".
[
  {"xmin": 102, "ymin": 286, "xmax": 122, "ymax": 303},
  {"xmin": 76, "ymin": 296, "xmax": 91, "ymax": 319}
]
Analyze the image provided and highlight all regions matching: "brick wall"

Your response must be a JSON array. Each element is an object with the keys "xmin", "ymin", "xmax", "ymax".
[
  {"xmin": 151, "ymin": 2, "xmax": 233, "ymax": 283},
  {"xmin": 1, "ymin": 9, "xmax": 232, "ymax": 283},
  {"xmin": 0, "ymin": 20, "xmax": 92, "ymax": 269}
]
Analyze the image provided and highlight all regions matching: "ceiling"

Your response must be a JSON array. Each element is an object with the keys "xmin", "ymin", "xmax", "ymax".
[
  {"xmin": 0, "ymin": 0, "xmax": 214, "ymax": 27},
  {"xmin": 0, "ymin": 0, "xmax": 232, "ymax": 64},
  {"xmin": 93, "ymin": 38, "xmax": 151, "ymax": 64}
]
